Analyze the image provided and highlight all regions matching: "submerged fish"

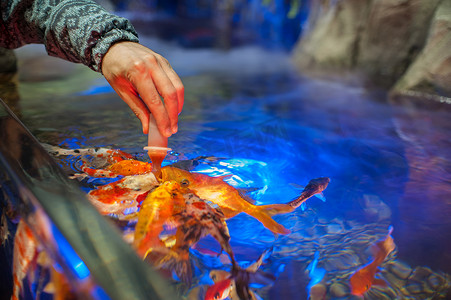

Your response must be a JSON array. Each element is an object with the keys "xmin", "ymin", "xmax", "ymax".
[
  {"xmin": 159, "ymin": 166, "xmax": 294, "ymax": 235},
  {"xmin": 1, "ymin": 209, "xmax": 10, "ymax": 244},
  {"xmin": 151, "ymin": 191, "xmax": 235, "ymax": 285},
  {"xmin": 349, "ymin": 226, "xmax": 395, "ymax": 296},
  {"xmin": 206, "ymin": 250, "xmax": 271, "ymax": 300},
  {"xmin": 12, "ymin": 220, "xmax": 39, "ymax": 300},
  {"xmin": 42, "ymin": 144, "xmax": 133, "ymax": 163},
  {"xmin": 88, "ymin": 173, "xmax": 159, "ymax": 216},
  {"xmin": 205, "ymin": 278, "xmax": 234, "ymax": 300},
  {"xmin": 133, "ymin": 181, "xmax": 186, "ymax": 258},
  {"xmin": 288, "ymin": 177, "xmax": 330, "ymax": 209},
  {"xmin": 83, "ymin": 159, "xmax": 153, "ymax": 177},
  {"xmin": 44, "ymin": 144, "xmax": 153, "ymax": 178}
]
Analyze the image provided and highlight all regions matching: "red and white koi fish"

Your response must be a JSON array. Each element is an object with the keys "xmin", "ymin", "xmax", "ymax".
[
  {"xmin": 88, "ymin": 173, "xmax": 159, "ymax": 216},
  {"xmin": 205, "ymin": 278, "xmax": 234, "ymax": 300},
  {"xmin": 12, "ymin": 220, "xmax": 39, "ymax": 300},
  {"xmin": 349, "ymin": 226, "xmax": 395, "ymax": 296}
]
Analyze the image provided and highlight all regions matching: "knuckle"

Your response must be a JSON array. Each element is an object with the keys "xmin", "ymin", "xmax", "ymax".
[
  {"xmin": 162, "ymin": 57, "xmax": 171, "ymax": 66},
  {"xmin": 165, "ymin": 89, "xmax": 178, "ymax": 101},
  {"xmin": 144, "ymin": 54, "xmax": 158, "ymax": 65},
  {"xmin": 129, "ymin": 60, "xmax": 147, "ymax": 77},
  {"xmin": 149, "ymin": 97, "xmax": 163, "ymax": 107}
]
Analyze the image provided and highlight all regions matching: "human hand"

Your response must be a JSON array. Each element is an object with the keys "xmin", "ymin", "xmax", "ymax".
[{"xmin": 101, "ymin": 41, "xmax": 184, "ymax": 137}]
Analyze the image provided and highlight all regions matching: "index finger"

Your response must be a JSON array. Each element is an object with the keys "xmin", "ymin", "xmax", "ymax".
[
  {"xmin": 133, "ymin": 74, "xmax": 172, "ymax": 137},
  {"xmin": 158, "ymin": 58, "xmax": 184, "ymax": 116}
]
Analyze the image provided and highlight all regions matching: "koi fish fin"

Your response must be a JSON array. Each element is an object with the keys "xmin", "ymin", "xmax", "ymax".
[
  {"xmin": 388, "ymin": 225, "xmax": 394, "ymax": 235},
  {"xmin": 259, "ymin": 204, "xmax": 294, "ymax": 217},
  {"xmin": 373, "ymin": 278, "xmax": 388, "ymax": 287},
  {"xmin": 221, "ymin": 207, "xmax": 240, "ymax": 219},
  {"xmin": 246, "ymin": 248, "xmax": 272, "ymax": 273},
  {"xmin": 238, "ymin": 187, "xmax": 261, "ymax": 194},
  {"xmin": 217, "ymin": 174, "xmax": 234, "ymax": 180},
  {"xmin": 289, "ymin": 183, "xmax": 305, "ymax": 190},
  {"xmin": 372, "ymin": 226, "xmax": 396, "ymax": 258},
  {"xmin": 43, "ymin": 282, "xmax": 55, "ymax": 294},
  {"xmin": 300, "ymin": 202, "xmax": 307, "ymax": 211},
  {"xmin": 314, "ymin": 192, "xmax": 326, "ymax": 202},
  {"xmin": 149, "ymin": 248, "xmax": 193, "ymax": 286},
  {"xmin": 238, "ymin": 191, "xmax": 257, "ymax": 205},
  {"xmin": 248, "ymin": 206, "xmax": 291, "ymax": 235}
]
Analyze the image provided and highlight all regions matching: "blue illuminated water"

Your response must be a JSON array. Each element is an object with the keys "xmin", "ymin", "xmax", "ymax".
[{"xmin": 11, "ymin": 38, "xmax": 451, "ymax": 298}]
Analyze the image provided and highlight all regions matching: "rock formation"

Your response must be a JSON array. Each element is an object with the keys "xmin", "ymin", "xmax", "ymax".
[{"xmin": 293, "ymin": 0, "xmax": 450, "ymax": 99}]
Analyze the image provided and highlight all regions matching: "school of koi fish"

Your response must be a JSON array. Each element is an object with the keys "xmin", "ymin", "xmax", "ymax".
[{"xmin": 4, "ymin": 145, "xmax": 451, "ymax": 300}]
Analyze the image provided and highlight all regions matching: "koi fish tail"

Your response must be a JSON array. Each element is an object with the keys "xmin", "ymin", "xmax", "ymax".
[
  {"xmin": 247, "ymin": 206, "xmax": 292, "ymax": 235},
  {"xmin": 258, "ymin": 203, "xmax": 295, "ymax": 217},
  {"xmin": 149, "ymin": 248, "xmax": 193, "ymax": 286},
  {"xmin": 371, "ymin": 226, "xmax": 396, "ymax": 262},
  {"xmin": 383, "ymin": 226, "xmax": 396, "ymax": 255}
]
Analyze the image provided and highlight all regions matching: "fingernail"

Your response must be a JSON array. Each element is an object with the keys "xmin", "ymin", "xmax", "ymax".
[
  {"xmin": 165, "ymin": 128, "xmax": 173, "ymax": 137},
  {"xmin": 172, "ymin": 125, "xmax": 178, "ymax": 134}
]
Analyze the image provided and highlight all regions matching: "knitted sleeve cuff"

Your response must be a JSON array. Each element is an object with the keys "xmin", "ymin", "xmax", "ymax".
[{"xmin": 91, "ymin": 26, "xmax": 139, "ymax": 73}]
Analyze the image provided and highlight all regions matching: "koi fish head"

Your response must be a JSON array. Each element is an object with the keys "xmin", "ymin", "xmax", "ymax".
[
  {"xmin": 149, "ymin": 180, "xmax": 186, "ymax": 203},
  {"xmin": 308, "ymin": 177, "xmax": 330, "ymax": 193},
  {"xmin": 349, "ymin": 268, "xmax": 373, "ymax": 296},
  {"xmin": 160, "ymin": 166, "xmax": 224, "ymax": 190},
  {"xmin": 205, "ymin": 278, "xmax": 234, "ymax": 300},
  {"xmin": 160, "ymin": 166, "xmax": 195, "ymax": 186}
]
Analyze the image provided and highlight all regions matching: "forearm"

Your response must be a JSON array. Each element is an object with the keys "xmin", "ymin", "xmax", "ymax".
[{"xmin": 0, "ymin": 0, "xmax": 139, "ymax": 72}]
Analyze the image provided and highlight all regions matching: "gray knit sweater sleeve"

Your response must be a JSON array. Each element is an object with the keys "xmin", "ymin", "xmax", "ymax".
[{"xmin": 0, "ymin": 0, "xmax": 139, "ymax": 72}]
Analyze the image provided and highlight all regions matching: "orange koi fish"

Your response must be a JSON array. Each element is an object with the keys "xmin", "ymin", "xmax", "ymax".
[
  {"xmin": 106, "ymin": 159, "xmax": 153, "ymax": 176},
  {"xmin": 81, "ymin": 159, "xmax": 153, "ymax": 178},
  {"xmin": 349, "ymin": 226, "xmax": 395, "ymax": 296},
  {"xmin": 133, "ymin": 181, "xmax": 186, "ymax": 258},
  {"xmin": 12, "ymin": 220, "xmax": 39, "ymax": 300},
  {"xmin": 159, "ymin": 166, "xmax": 294, "ymax": 235}
]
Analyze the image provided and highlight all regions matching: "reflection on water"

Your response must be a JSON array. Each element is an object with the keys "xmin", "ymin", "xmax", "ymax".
[{"xmin": 4, "ymin": 40, "xmax": 451, "ymax": 298}]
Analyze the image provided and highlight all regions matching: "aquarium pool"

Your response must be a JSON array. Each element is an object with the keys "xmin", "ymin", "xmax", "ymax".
[{"xmin": 4, "ymin": 39, "xmax": 451, "ymax": 299}]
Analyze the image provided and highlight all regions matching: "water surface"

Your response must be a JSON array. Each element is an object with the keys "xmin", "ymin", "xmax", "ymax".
[{"xmin": 6, "ymin": 39, "xmax": 451, "ymax": 298}]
